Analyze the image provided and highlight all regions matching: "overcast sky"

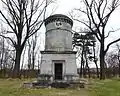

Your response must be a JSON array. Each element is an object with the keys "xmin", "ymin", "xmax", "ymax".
[
  {"xmin": 54, "ymin": 0, "xmax": 120, "ymax": 29},
  {"xmin": 44, "ymin": 0, "xmax": 120, "ymax": 34},
  {"xmin": 54, "ymin": 0, "xmax": 80, "ymax": 14},
  {"xmin": 51, "ymin": 0, "xmax": 120, "ymax": 45}
]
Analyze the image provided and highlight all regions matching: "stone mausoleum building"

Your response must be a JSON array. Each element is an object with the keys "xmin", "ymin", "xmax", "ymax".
[{"xmin": 40, "ymin": 14, "xmax": 78, "ymax": 81}]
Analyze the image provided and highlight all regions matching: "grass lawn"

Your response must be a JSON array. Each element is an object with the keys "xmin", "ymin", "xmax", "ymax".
[
  {"xmin": 0, "ymin": 78, "xmax": 88, "ymax": 96},
  {"xmin": 0, "ymin": 78, "xmax": 120, "ymax": 96},
  {"xmin": 89, "ymin": 78, "xmax": 120, "ymax": 96}
]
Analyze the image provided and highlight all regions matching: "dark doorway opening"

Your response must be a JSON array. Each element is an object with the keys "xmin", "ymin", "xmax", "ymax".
[{"xmin": 54, "ymin": 63, "xmax": 62, "ymax": 80}]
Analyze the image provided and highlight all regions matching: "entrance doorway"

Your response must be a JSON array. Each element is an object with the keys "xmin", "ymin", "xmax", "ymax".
[{"xmin": 54, "ymin": 63, "xmax": 62, "ymax": 80}]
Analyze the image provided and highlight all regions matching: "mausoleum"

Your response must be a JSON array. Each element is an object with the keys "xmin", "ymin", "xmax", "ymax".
[{"xmin": 40, "ymin": 14, "xmax": 78, "ymax": 81}]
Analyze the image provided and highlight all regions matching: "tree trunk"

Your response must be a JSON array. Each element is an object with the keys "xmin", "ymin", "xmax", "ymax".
[
  {"xmin": 117, "ymin": 50, "xmax": 120, "ymax": 78},
  {"xmin": 84, "ymin": 50, "xmax": 90, "ymax": 78},
  {"xmin": 94, "ymin": 61, "xmax": 99, "ymax": 78},
  {"xmin": 13, "ymin": 48, "xmax": 22, "ymax": 78},
  {"xmin": 92, "ymin": 42, "xmax": 99, "ymax": 78},
  {"xmin": 100, "ymin": 42, "xmax": 105, "ymax": 80},
  {"xmin": 32, "ymin": 54, "xmax": 35, "ymax": 70},
  {"xmin": 80, "ymin": 48, "xmax": 84, "ymax": 78},
  {"xmin": 118, "ymin": 60, "xmax": 120, "ymax": 78},
  {"xmin": 86, "ymin": 58, "xmax": 90, "ymax": 78},
  {"xmin": 0, "ymin": 39, "xmax": 4, "ymax": 77}
]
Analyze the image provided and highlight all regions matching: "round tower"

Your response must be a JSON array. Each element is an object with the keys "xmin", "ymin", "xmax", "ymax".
[
  {"xmin": 44, "ymin": 14, "xmax": 73, "ymax": 51},
  {"xmin": 40, "ymin": 14, "xmax": 78, "ymax": 81}
]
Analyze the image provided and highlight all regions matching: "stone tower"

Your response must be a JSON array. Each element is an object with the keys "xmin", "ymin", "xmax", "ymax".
[{"xmin": 40, "ymin": 14, "xmax": 77, "ymax": 81}]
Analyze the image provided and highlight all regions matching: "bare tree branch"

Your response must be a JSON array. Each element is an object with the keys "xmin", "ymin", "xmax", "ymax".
[
  {"xmin": 105, "ymin": 38, "xmax": 120, "ymax": 54},
  {"xmin": 105, "ymin": 28, "xmax": 120, "ymax": 38},
  {"xmin": 0, "ymin": 35, "xmax": 16, "ymax": 46}
]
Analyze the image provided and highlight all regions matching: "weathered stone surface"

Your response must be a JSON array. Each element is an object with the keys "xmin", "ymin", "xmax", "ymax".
[
  {"xmin": 40, "ymin": 52, "xmax": 77, "ymax": 77},
  {"xmin": 40, "ymin": 14, "xmax": 78, "ymax": 81},
  {"xmin": 45, "ymin": 29, "xmax": 72, "ymax": 51},
  {"xmin": 45, "ymin": 14, "xmax": 73, "ymax": 51}
]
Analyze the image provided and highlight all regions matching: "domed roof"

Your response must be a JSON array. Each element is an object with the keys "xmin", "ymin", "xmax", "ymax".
[{"xmin": 44, "ymin": 14, "xmax": 73, "ymax": 26}]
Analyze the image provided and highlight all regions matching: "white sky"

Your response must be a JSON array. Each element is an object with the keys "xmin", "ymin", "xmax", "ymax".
[
  {"xmin": 54, "ymin": 0, "xmax": 120, "ymax": 29},
  {"xmin": 50, "ymin": 0, "xmax": 120, "ymax": 45},
  {"xmin": 54, "ymin": 0, "xmax": 80, "ymax": 14},
  {"xmin": 44, "ymin": 0, "xmax": 120, "ymax": 34}
]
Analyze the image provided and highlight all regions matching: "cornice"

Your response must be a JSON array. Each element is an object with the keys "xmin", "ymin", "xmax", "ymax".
[{"xmin": 44, "ymin": 14, "xmax": 73, "ymax": 27}]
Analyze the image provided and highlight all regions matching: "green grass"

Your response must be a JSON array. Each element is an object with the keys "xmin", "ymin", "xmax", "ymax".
[
  {"xmin": 88, "ymin": 79, "xmax": 120, "ymax": 96},
  {"xmin": 1, "ymin": 78, "xmax": 120, "ymax": 96},
  {"xmin": 0, "ymin": 78, "xmax": 88, "ymax": 96}
]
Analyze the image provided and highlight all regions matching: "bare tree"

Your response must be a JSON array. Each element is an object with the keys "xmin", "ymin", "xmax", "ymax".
[
  {"xmin": 106, "ymin": 44, "xmax": 120, "ymax": 77},
  {"xmin": 73, "ymin": 32, "xmax": 96, "ymax": 78},
  {"xmin": 88, "ymin": 41, "xmax": 99, "ymax": 78},
  {"xmin": 27, "ymin": 33, "xmax": 38, "ymax": 70},
  {"xmin": 71, "ymin": 0, "xmax": 120, "ymax": 79},
  {"xmin": 115, "ymin": 44, "xmax": 120, "ymax": 77},
  {"xmin": 0, "ymin": 37, "xmax": 15, "ymax": 77},
  {"xmin": 0, "ymin": 37, "xmax": 5, "ymax": 71},
  {"xmin": 106, "ymin": 51, "xmax": 119, "ymax": 77},
  {"xmin": 0, "ymin": 0, "xmax": 54, "ymax": 77},
  {"xmin": 0, "ymin": 24, "xmax": 15, "ymax": 77}
]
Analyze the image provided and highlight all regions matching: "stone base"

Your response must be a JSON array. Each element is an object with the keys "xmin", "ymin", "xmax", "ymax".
[
  {"xmin": 40, "ymin": 51, "xmax": 78, "ymax": 81},
  {"xmin": 23, "ymin": 80, "xmax": 85, "ymax": 88}
]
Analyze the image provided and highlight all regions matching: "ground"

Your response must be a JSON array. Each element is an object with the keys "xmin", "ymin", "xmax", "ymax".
[
  {"xmin": 89, "ymin": 78, "xmax": 120, "ymax": 96},
  {"xmin": 0, "ymin": 78, "xmax": 120, "ymax": 96}
]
